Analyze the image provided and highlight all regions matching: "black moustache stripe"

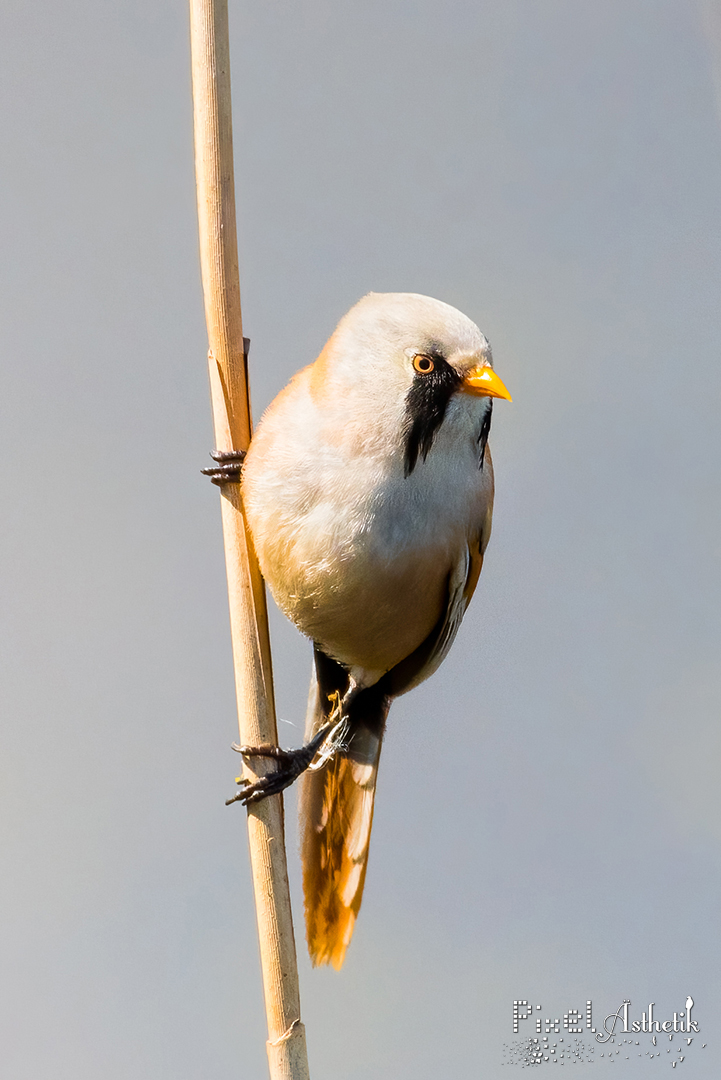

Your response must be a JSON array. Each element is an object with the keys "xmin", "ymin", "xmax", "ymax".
[
  {"xmin": 403, "ymin": 358, "xmax": 462, "ymax": 476},
  {"xmin": 477, "ymin": 399, "xmax": 492, "ymax": 470}
]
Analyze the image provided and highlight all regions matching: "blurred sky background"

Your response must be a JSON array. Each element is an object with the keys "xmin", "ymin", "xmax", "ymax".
[{"xmin": 1, "ymin": 1, "xmax": 721, "ymax": 1077}]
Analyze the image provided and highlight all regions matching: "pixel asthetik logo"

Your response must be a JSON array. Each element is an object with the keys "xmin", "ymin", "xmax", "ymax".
[{"xmin": 502, "ymin": 997, "xmax": 707, "ymax": 1067}]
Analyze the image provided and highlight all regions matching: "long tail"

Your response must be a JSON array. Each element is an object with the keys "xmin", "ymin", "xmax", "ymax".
[{"xmin": 298, "ymin": 650, "xmax": 390, "ymax": 969}]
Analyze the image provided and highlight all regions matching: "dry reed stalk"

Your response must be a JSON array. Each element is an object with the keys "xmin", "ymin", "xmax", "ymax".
[{"xmin": 189, "ymin": 2, "xmax": 310, "ymax": 1076}]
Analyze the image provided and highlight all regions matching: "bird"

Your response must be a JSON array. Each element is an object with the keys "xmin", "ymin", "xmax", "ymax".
[{"xmin": 232, "ymin": 292, "xmax": 511, "ymax": 969}]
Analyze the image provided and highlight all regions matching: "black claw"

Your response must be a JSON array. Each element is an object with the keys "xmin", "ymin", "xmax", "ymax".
[
  {"xmin": 225, "ymin": 766, "xmax": 298, "ymax": 806},
  {"xmin": 226, "ymin": 717, "xmax": 345, "ymax": 807},
  {"xmin": 235, "ymin": 743, "xmax": 298, "ymax": 763},
  {"xmin": 202, "ymin": 449, "xmax": 246, "ymax": 485}
]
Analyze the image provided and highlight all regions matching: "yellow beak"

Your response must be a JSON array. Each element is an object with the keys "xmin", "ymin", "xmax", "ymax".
[{"xmin": 461, "ymin": 364, "xmax": 512, "ymax": 401}]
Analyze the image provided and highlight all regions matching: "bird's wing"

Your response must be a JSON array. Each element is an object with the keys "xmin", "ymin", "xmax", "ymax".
[
  {"xmin": 385, "ymin": 544, "xmax": 471, "ymax": 697},
  {"xmin": 387, "ymin": 474, "xmax": 493, "ymax": 699}
]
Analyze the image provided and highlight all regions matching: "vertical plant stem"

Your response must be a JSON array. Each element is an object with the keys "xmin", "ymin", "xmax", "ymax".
[{"xmin": 188, "ymin": 2, "xmax": 310, "ymax": 1076}]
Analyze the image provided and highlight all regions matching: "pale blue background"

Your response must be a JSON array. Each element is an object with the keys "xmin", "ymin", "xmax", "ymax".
[{"xmin": 1, "ymin": 1, "xmax": 720, "ymax": 1077}]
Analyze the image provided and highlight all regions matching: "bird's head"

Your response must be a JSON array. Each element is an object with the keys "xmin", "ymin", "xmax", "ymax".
[{"xmin": 313, "ymin": 292, "xmax": 511, "ymax": 474}]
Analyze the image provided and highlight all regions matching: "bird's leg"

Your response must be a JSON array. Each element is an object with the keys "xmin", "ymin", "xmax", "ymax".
[
  {"xmin": 201, "ymin": 449, "xmax": 246, "ymax": 485},
  {"xmin": 226, "ymin": 689, "xmax": 355, "ymax": 807}
]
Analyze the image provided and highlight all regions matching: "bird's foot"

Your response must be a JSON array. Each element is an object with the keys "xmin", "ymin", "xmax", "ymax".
[
  {"xmin": 202, "ymin": 449, "xmax": 246, "ymax": 485},
  {"xmin": 226, "ymin": 713, "xmax": 347, "ymax": 807}
]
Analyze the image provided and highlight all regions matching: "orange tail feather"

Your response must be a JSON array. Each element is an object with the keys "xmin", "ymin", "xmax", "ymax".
[{"xmin": 299, "ymin": 678, "xmax": 387, "ymax": 968}]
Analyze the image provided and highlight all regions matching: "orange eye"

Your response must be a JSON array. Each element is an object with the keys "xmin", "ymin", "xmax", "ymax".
[{"xmin": 413, "ymin": 354, "xmax": 435, "ymax": 374}]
